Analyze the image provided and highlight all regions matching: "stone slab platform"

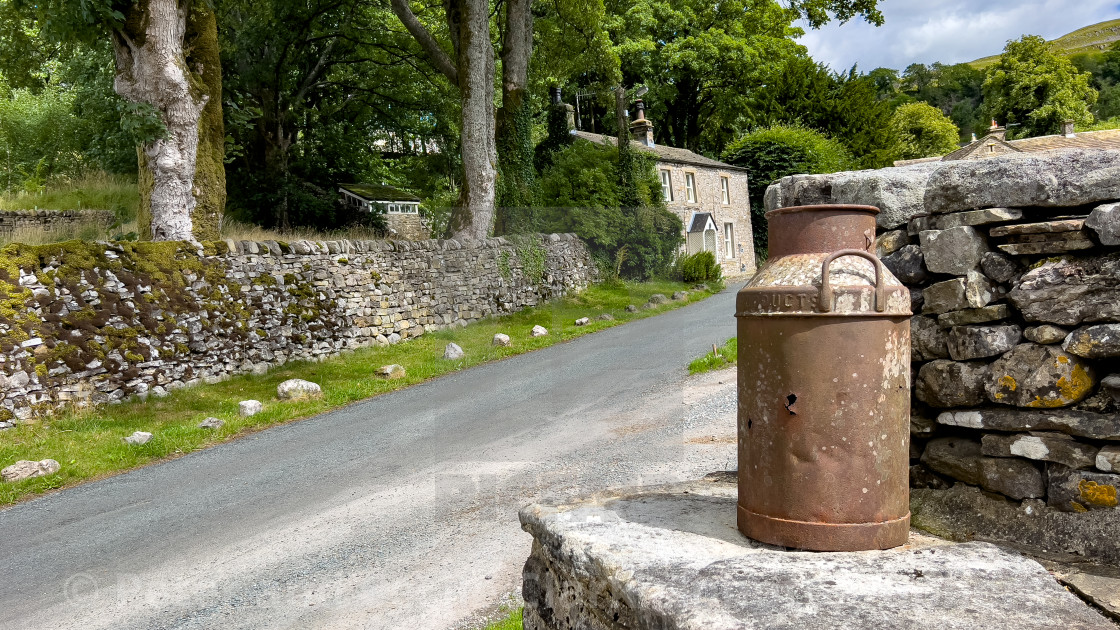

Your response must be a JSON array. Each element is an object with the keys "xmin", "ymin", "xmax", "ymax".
[{"xmin": 520, "ymin": 477, "xmax": 1112, "ymax": 630}]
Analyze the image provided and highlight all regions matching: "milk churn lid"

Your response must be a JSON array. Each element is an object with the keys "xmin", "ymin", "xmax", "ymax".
[{"xmin": 737, "ymin": 248, "xmax": 912, "ymax": 317}]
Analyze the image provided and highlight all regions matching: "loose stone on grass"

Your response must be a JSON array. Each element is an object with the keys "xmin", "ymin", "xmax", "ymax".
[
  {"xmin": 443, "ymin": 343, "xmax": 465, "ymax": 360},
  {"xmin": 239, "ymin": 400, "xmax": 263, "ymax": 417},
  {"xmin": 198, "ymin": 417, "xmax": 224, "ymax": 430},
  {"xmin": 276, "ymin": 379, "xmax": 323, "ymax": 400},
  {"xmin": 530, "ymin": 325, "xmax": 548, "ymax": 337},
  {"xmin": 125, "ymin": 431, "xmax": 152, "ymax": 445},
  {"xmin": 574, "ymin": 317, "xmax": 590, "ymax": 326},
  {"xmin": 596, "ymin": 314, "xmax": 615, "ymax": 321},
  {"xmin": 624, "ymin": 305, "xmax": 638, "ymax": 313},
  {"xmin": 647, "ymin": 293, "xmax": 669, "ymax": 305},
  {"xmin": 671, "ymin": 291, "xmax": 688, "ymax": 301},
  {"xmin": 492, "ymin": 333, "xmax": 511, "ymax": 347},
  {"xmin": 1, "ymin": 459, "xmax": 60, "ymax": 483},
  {"xmin": 375, "ymin": 364, "xmax": 406, "ymax": 379}
]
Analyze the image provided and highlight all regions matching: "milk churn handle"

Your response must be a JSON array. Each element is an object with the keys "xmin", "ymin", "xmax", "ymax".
[{"xmin": 818, "ymin": 249, "xmax": 886, "ymax": 313}]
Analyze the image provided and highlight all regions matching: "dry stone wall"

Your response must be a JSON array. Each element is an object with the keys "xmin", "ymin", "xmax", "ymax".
[
  {"xmin": 0, "ymin": 234, "xmax": 595, "ymax": 424},
  {"xmin": 0, "ymin": 210, "xmax": 115, "ymax": 238},
  {"xmin": 767, "ymin": 149, "xmax": 1120, "ymax": 519}
]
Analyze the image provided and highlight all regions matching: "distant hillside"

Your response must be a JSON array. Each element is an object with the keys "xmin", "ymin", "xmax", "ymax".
[{"xmin": 969, "ymin": 18, "xmax": 1120, "ymax": 69}]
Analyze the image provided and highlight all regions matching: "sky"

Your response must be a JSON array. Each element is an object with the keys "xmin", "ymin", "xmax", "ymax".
[{"xmin": 797, "ymin": 0, "xmax": 1120, "ymax": 72}]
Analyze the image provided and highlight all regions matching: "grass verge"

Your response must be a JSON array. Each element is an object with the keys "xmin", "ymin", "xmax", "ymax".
[
  {"xmin": 481, "ymin": 606, "xmax": 523, "ymax": 630},
  {"xmin": 0, "ymin": 280, "xmax": 714, "ymax": 506},
  {"xmin": 688, "ymin": 337, "xmax": 736, "ymax": 375}
]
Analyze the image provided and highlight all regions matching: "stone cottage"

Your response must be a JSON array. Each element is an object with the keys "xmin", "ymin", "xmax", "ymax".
[
  {"xmin": 563, "ymin": 100, "xmax": 756, "ymax": 277},
  {"xmin": 896, "ymin": 121, "xmax": 1120, "ymax": 165},
  {"xmin": 338, "ymin": 183, "xmax": 429, "ymax": 240}
]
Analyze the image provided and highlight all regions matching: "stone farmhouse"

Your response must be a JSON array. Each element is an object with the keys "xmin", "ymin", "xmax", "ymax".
[
  {"xmin": 566, "ymin": 101, "xmax": 756, "ymax": 278},
  {"xmin": 338, "ymin": 183, "xmax": 429, "ymax": 240}
]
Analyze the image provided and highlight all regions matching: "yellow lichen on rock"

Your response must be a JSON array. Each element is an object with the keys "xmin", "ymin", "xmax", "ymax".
[{"xmin": 1077, "ymin": 479, "xmax": 1118, "ymax": 508}]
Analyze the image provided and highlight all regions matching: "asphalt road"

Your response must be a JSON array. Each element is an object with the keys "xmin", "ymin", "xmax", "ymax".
[{"xmin": 0, "ymin": 284, "xmax": 743, "ymax": 629}]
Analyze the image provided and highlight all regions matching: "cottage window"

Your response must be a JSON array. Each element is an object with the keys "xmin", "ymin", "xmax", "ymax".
[
  {"xmin": 724, "ymin": 223, "xmax": 734, "ymax": 259},
  {"xmin": 720, "ymin": 176, "xmax": 730, "ymax": 205},
  {"xmin": 685, "ymin": 172, "xmax": 697, "ymax": 203},
  {"xmin": 660, "ymin": 169, "xmax": 674, "ymax": 202}
]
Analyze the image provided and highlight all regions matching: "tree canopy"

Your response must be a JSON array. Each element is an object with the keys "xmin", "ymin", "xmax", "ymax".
[
  {"xmin": 983, "ymin": 35, "xmax": 1097, "ymax": 138},
  {"xmin": 887, "ymin": 102, "xmax": 960, "ymax": 161}
]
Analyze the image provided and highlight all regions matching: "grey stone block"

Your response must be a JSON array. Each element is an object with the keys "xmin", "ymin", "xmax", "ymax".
[
  {"xmin": 521, "ymin": 478, "xmax": 1110, "ymax": 630},
  {"xmin": 947, "ymin": 324, "xmax": 1021, "ymax": 361},
  {"xmin": 919, "ymin": 227, "xmax": 989, "ymax": 275}
]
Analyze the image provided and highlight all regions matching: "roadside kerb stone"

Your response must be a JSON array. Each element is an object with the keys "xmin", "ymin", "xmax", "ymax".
[{"xmin": 520, "ymin": 477, "xmax": 1108, "ymax": 630}]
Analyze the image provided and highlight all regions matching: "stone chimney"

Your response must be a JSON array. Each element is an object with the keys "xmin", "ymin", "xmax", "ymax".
[
  {"xmin": 629, "ymin": 99, "xmax": 654, "ymax": 147},
  {"xmin": 1062, "ymin": 120, "xmax": 1076, "ymax": 137},
  {"xmin": 548, "ymin": 87, "xmax": 575, "ymax": 135},
  {"xmin": 987, "ymin": 120, "xmax": 1007, "ymax": 141}
]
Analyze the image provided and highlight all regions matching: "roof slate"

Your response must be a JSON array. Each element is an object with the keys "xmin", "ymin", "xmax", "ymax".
[
  {"xmin": 339, "ymin": 183, "xmax": 421, "ymax": 202},
  {"xmin": 572, "ymin": 131, "xmax": 746, "ymax": 172},
  {"xmin": 687, "ymin": 212, "xmax": 716, "ymax": 233}
]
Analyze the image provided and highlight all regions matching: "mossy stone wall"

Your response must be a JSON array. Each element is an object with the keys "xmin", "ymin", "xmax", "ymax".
[{"xmin": 0, "ymin": 233, "xmax": 595, "ymax": 422}]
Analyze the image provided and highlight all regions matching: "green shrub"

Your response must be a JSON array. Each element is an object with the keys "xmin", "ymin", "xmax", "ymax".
[
  {"xmin": 679, "ymin": 250, "xmax": 721, "ymax": 283},
  {"xmin": 535, "ymin": 138, "xmax": 682, "ymax": 280},
  {"xmin": 887, "ymin": 102, "xmax": 960, "ymax": 161},
  {"xmin": 723, "ymin": 125, "xmax": 856, "ymax": 260}
]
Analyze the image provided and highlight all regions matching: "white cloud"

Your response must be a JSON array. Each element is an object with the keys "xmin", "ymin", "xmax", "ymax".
[{"xmin": 797, "ymin": 0, "xmax": 1120, "ymax": 71}]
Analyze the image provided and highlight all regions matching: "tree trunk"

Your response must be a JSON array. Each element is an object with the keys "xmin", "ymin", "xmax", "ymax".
[
  {"xmin": 494, "ymin": 0, "xmax": 534, "ymax": 235},
  {"xmin": 186, "ymin": 2, "xmax": 225, "ymax": 240},
  {"xmin": 111, "ymin": 0, "xmax": 220, "ymax": 242},
  {"xmin": 448, "ymin": 0, "xmax": 497, "ymax": 240}
]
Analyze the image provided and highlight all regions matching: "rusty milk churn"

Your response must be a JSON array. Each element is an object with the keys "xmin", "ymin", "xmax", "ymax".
[{"xmin": 736, "ymin": 204, "xmax": 912, "ymax": 552}]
